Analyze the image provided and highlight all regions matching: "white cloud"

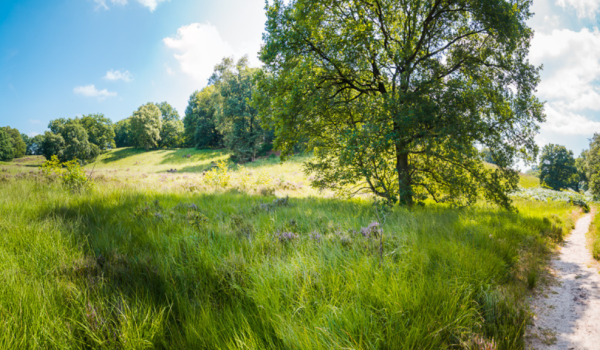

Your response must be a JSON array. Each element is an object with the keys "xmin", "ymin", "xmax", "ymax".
[
  {"xmin": 27, "ymin": 132, "xmax": 40, "ymax": 137},
  {"xmin": 136, "ymin": 0, "xmax": 167, "ymax": 12},
  {"xmin": 541, "ymin": 105, "xmax": 600, "ymax": 135},
  {"xmin": 73, "ymin": 85, "xmax": 117, "ymax": 99},
  {"xmin": 163, "ymin": 23, "xmax": 262, "ymax": 84},
  {"xmin": 556, "ymin": 0, "xmax": 600, "ymax": 18},
  {"xmin": 164, "ymin": 23, "xmax": 235, "ymax": 84},
  {"xmin": 94, "ymin": 0, "xmax": 166, "ymax": 11},
  {"xmin": 103, "ymin": 69, "xmax": 133, "ymax": 82},
  {"xmin": 530, "ymin": 28, "xmax": 600, "ymax": 111},
  {"xmin": 28, "ymin": 119, "xmax": 41, "ymax": 125},
  {"xmin": 529, "ymin": 27, "xmax": 600, "ymax": 140}
]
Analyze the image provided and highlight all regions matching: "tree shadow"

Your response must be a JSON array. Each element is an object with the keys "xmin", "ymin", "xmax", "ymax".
[
  {"xmin": 99, "ymin": 148, "xmax": 146, "ymax": 163},
  {"xmin": 158, "ymin": 148, "xmax": 226, "ymax": 165},
  {"xmin": 38, "ymin": 191, "xmax": 569, "ymax": 348}
]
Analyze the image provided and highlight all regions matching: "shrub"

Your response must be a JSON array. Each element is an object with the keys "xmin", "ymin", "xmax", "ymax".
[
  {"xmin": 204, "ymin": 160, "xmax": 231, "ymax": 188},
  {"xmin": 41, "ymin": 155, "xmax": 93, "ymax": 193}
]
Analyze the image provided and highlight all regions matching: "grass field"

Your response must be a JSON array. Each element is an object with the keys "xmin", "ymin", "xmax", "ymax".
[{"xmin": 0, "ymin": 148, "xmax": 583, "ymax": 349}]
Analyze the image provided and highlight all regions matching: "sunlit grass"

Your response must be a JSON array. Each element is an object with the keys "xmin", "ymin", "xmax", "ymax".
[{"xmin": 0, "ymin": 173, "xmax": 580, "ymax": 349}]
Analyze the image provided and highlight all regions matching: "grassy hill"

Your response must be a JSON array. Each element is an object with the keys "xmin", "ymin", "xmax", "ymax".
[{"xmin": 0, "ymin": 148, "xmax": 585, "ymax": 348}]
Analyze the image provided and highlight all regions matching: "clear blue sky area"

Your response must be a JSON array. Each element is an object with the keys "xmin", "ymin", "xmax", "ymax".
[{"xmin": 0, "ymin": 0, "xmax": 265, "ymax": 136}]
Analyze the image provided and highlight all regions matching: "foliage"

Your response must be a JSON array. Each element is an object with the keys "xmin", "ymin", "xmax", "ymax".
[
  {"xmin": 114, "ymin": 118, "xmax": 133, "ymax": 148},
  {"xmin": 584, "ymin": 134, "xmax": 600, "ymax": 199},
  {"xmin": 0, "ymin": 128, "xmax": 15, "ymax": 161},
  {"xmin": 156, "ymin": 101, "xmax": 181, "ymax": 123},
  {"xmin": 22, "ymin": 133, "xmax": 44, "ymax": 156},
  {"xmin": 204, "ymin": 159, "xmax": 232, "ymax": 188},
  {"xmin": 184, "ymin": 86, "xmax": 223, "ymax": 149},
  {"xmin": 0, "ymin": 177, "xmax": 581, "ymax": 349},
  {"xmin": 575, "ymin": 150, "xmax": 589, "ymax": 191},
  {"xmin": 41, "ymin": 155, "xmax": 93, "ymax": 193},
  {"xmin": 158, "ymin": 119, "xmax": 184, "ymax": 148},
  {"xmin": 511, "ymin": 186, "xmax": 591, "ymax": 210},
  {"xmin": 215, "ymin": 56, "xmax": 269, "ymax": 162},
  {"xmin": 155, "ymin": 102, "xmax": 184, "ymax": 148},
  {"xmin": 256, "ymin": 0, "xmax": 544, "ymax": 208},
  {"xmin": 130, "ymin": 103, "xmax": 162, "ymax": 151},
  {"xmin": 589, "ymin": 212, "xmax": 600, "ymax": 261},
  {"xmin": 539, "ymin": 144, "xmax": 578, "ymax": 191},
  {"xmin": 80, "ymin": 114, "xmax": 116, "ymax": 150},
  {"xmin": 1, "ymin": 126, "xmax": 26, "ymax": 158},
  {"xmin": 60, "ymin": 121, "xmax": 94, "ymax": 163},
  {"xmin": 481, "ymin": 148, "xmax": 497, "ymax": 165},
  {"xmin": 41, "ymin": 131, "xmax": 65, "ymax": 161},
  {"xmin": 44, "ymin": 116, "xmax": 110, "ymax": 161}
]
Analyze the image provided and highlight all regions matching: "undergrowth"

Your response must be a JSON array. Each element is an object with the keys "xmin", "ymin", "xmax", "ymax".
[{"xmin": 0, "ymin": 177, "xmax": 579, "ymax": 349}]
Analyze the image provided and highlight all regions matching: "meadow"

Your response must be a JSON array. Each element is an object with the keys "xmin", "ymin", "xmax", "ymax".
[{"xmin": 0, "ymin": 149, "xmax": 584, "ymax": 349}]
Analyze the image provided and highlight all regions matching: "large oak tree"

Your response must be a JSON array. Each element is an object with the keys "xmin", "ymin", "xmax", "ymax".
[{"xmin": 255, "ymin": 0, "xmax": 544, "ymax": 208}]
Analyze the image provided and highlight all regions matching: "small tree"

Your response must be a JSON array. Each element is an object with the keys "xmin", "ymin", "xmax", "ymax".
[
  {"xmin": 131, "ymin": 103, "xmax": 162, "ymax": 151},
  {"xmin": 539, "ymin": 144, "xmax": 577, "ymax": 191},
  {"xmin": 0, "ymin": 129, "xmax": 14, "ymax": 161}
]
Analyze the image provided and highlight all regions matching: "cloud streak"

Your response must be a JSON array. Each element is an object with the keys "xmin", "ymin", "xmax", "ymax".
[
  {"xmin": 103, "ymin": 69, "xmax": 133, "ymax": 82},
  {"xmin": 73, "ymin": 85, "xmax": 117, "ymax": 99},
  {"xmin": 93, "ymin": 0, "xmax": 167, "ymax": 12}
]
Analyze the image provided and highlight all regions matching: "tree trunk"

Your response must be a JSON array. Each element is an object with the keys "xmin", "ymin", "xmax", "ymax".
[{"xmin": 396, "ymin": 150, "xmax": 414, "ymax": 207}]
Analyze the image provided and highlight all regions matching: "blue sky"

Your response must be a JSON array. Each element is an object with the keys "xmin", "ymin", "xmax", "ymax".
[
  {"xmin": 0, "ymin": 0, "xmax": 265, "ymax": 135},
  {"xmin": 0, "ymin": 0, "xmax": 599, "ymax": 159}
]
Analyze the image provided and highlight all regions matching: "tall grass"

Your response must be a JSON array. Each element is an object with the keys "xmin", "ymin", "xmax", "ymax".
[{"xmin": 0, "ymin": 176, "xmax": 578, "ymax": 349}]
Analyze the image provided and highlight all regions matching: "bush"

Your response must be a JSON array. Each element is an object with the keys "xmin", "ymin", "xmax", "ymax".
[
  {"xmin": 204, "ymin": 160, "xmax": 231, "ymax": 188},
  {"xmin": 41, "ymin": 155, "xmax": 93, "ymax": 193}
]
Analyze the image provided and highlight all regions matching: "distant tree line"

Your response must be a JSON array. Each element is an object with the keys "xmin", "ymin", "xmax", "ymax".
[{"xmin": 2, "ymin": 59, "xmax": 276, "ymax": 164}]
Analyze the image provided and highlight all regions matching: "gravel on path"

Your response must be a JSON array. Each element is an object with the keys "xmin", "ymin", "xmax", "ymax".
[{"xmin": 527, "ymin": 214, "xmax": 600, "ymax": 349}]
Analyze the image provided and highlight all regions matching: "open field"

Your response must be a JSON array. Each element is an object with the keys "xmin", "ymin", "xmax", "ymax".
[{"xmin": 0, "ymin": 149, "xmax": 585, "ymax": 349}]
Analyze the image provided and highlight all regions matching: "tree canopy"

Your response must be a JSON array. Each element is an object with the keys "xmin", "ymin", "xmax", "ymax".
[
  {"xmin": 184, "ymin": 86, "xmax": 223, "ymax": 149},
  {"xmin": 80, "ymin": 114, "xmax": 116, "ymax": 150},
  {"xmin": 114, "ymin": 118, "xmax": 133, "ymax": 148},
  {"xmin": 155, "ymin": 102, "xmax": 184, "ymax": 148},
  {"xmin": 539, "ymin": 144, "xmax": 577, "ymax": 191},
  {"xmin": 131, "ymin": 103, "xmax": 162, "ymax": 151},
  {"xmin": 216, "ymin": 57, "xmax": 268, "ymax": 162},
  {"xmin": 585, "ymin": 134, "xmax": 600, "ymax": 198},
  {"xmin": 156, "ymin": 102, "xmax": 181, "ymax": 122},
  {"xmin": 1, "ymin": 126, "xmax": 26, "ymax": 158},
  {"xmin": 255, "ymin": 0, "xmax": 544, "ymax": 208},
  {"xmin": 0, "ymin": 129, "xmax": 14, "ymax": 161}
]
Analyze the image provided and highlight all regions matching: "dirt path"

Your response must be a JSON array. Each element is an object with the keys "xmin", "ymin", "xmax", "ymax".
[{"xmin": 527, "ymin": 214, "xmax": 600, "ymax": 349}]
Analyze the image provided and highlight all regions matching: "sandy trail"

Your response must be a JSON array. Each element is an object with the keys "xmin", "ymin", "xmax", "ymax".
[{"xmin": 527, "ymin": 214, "xmax": 600, "ymax": 349}]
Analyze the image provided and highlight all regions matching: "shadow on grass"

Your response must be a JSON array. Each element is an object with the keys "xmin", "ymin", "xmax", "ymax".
[
  {"xmin": 100, "ymin": 148, "xmax": 147, "ymax": 163},
  {"xmin": 37, "ymin": 190, "xmax": 564, "ymax": 348},
  {"xmin": 159, "ymin": 148, "xmax": 227, "ymax": 165}
]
